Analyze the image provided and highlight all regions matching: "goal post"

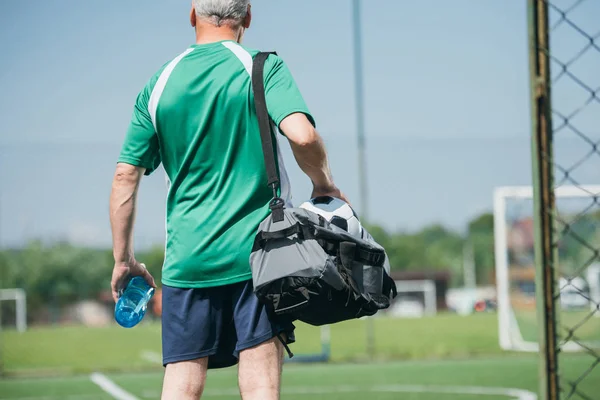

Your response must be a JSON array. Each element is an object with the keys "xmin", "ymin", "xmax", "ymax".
[
  {"xmin": 587, "ymin": 264, "xmax": 600, "ymax": 318},
  {"xmin": 0, "ymin": 289, "xmax": 27, "ymax": 333},
  {"xmin": 494, "ymin": 185, "xmax": 600, "ymax": 352},
  {"xmin": 527, "ymin": 1, "xmax": 599, "ymax": 397},
  {"xmin": 285, "ymin": 325, "xmax": 331, "ymax": 364},
  {"xmin": 390, "ymin": 279, "xmax": 437, "ymax": 317}
]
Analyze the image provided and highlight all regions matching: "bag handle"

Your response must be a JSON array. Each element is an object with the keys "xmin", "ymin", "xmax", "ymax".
[
  {"xmin": 252, "ymin": 52, "xmax": 285, "ymax": 223},
  {"xmin": 259, "ymin": 223, "xmax": 307, "ymax": 241}
]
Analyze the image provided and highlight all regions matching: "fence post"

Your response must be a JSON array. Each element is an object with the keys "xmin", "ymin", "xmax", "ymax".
[{"xmin": 528, "ymin": 1, "xmax": 559, "ymax": 399}]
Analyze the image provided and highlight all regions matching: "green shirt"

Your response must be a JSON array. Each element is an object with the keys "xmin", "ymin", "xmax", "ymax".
[{"xmin": 118, "ymin": 40, "xmax": 314, "ymax": 288}]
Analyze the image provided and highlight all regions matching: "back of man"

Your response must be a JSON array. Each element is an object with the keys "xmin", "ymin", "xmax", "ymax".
[
  {"xmin": 109, "ymin": 1, "xmax": 347, "ymax": 399},
  {"xmin": 122, "ymin": 40, "xmax": 307, "ymax": 288}
]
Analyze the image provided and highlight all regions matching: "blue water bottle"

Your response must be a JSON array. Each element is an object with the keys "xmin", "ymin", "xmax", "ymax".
[{"xmin": 115, "ymin": 276, "xmax": 155, "ymax": 328}]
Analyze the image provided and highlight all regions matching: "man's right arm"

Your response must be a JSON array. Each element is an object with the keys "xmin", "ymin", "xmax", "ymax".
[
  {"xmin": 262, "ymin": 54, "xmax": 349, "ymax": 203},
  {"xmin": 280, "ymin": 113, "xmax": 349, "ymax": 203}
]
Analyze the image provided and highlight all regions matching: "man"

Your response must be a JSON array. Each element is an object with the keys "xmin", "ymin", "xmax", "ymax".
[{"xmin": 109, "ymin": 1, "xmax": 348, "ymax": 399}]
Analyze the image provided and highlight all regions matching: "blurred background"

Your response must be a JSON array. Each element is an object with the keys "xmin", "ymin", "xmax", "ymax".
[{"xmin": 0, "ymin": 1, "xmax": 598, "ymax": 399}]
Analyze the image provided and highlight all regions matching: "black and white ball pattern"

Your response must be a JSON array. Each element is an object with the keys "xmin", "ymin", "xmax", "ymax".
[{"xmin": 299, "ymin": 196, "xmax": 363, "ymax": 238}]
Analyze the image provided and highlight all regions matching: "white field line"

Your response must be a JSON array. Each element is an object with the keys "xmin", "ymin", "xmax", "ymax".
[
  {"xmin": 140, "ymin": 350, "xmax": 162, "ymax": 364},
  {"xmin": 89, "ymin": 372, "xmax": 140, "ymax": 400},
  {"xmin": 140, "ymin": 384, "xmax": 536, "ymax": 400},
  {"xmin": 11, "ymin": 396, "xmax": 102, "ymax": 400},
  {"xmin": 284, "ymin": 356, "xmax": 537, "ymax": 371},
  {"xmin": 374, "ymin": 385, "xmax": 537, "ymax": 400}
]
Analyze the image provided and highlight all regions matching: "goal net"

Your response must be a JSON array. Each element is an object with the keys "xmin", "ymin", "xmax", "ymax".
[
  {"xmin": 494, "ymin": 185, "xmax": 600, "ymax": 352},
  {"xmin": 285, "ymin": 325, "xmax": 331, "ymax": 363},
  {"xmin": 388, "ymin": 280, "xmax": 437, "ymax": 318},
  {"xmin": 0, "ymin": 289, "xmax": 27, "ymax": 333}
]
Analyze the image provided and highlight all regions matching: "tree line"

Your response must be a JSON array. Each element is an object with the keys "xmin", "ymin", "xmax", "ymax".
[{"xmin": 1, "ymin": 209, "xmax": 598, "ymax": 323}]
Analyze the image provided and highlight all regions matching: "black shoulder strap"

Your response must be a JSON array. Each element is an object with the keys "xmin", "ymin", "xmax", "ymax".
[{"xmin": 252, "ymin": 51, "xmax": 285, "ymax": 222}]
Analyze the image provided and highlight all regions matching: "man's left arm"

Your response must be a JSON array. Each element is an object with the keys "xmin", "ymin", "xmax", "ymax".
[
  {"xmin": 110, "ymin": 85, "xmax": 160, "ymax": 302},
  {"xmin": 109, "ymin": 163, "xmax": 156, "ymax": 303}
]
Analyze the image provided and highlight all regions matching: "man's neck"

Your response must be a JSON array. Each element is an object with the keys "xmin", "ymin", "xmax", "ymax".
[{"xmin": 195, "ymin": 23, "xmax": 241, "ymax": 45}]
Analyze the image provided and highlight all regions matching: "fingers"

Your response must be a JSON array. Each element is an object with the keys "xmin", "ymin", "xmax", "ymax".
[
  {"xmin": 111, "ymin": 262, "xmax": 156, "ymax": 302},
  {"xmin": 140, "ymin": 263, "xmax": 157, "ymax": 288},
  {"xmin": 144, "ymin": 270, "xmax": 157, "ymax": 288},
  {"xmin": 111, "ymin": 277, "xmax": 120, "ymax": 303},
  {"xmin": 111, "ymin": 274, "xmax": 126, "ymax": 303},
  {"xmin": 111, "ymin": 264, "xmax": 128, "ymax": 303}
]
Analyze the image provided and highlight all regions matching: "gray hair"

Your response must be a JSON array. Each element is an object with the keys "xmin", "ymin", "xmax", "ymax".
[{"xmin": 193, "ymin": 0, "xmax": 250, "ymax": 27}]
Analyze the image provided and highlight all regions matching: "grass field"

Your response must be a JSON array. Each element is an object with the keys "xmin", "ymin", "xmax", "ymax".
[
  {"xmin": 1, "ymin": 314, "xmax": 599, "ymax": 399},
  {"xmin": 515, "ymin": 309, "xmax": 600, "ymax": 344},
  {"xmin": 2, "ymin": 356, "xmax": 599, "ymax": 399},
  {"xmin": 1, "ymin": 314, "xmax": 504, "ymax": 375},
  {"xmin": 0, "ymin": 358, "xmax": 546, "ymax": 399}
]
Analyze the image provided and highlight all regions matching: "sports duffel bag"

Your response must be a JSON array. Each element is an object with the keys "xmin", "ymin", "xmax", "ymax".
[
  {"xmin": 250, "ymin": 206, "xmax": 396, "ymax": 326},
  {"xmin": 249, "ymin": 52, "xmax": 397, "ymax": 327}
]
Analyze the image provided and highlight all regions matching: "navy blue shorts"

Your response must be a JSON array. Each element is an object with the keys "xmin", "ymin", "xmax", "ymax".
[{"xmin": 161, "ymin": 279, "xmax": 295, "ymax": 369}]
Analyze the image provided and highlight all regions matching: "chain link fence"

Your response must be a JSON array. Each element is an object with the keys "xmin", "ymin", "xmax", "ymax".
[{"xmin": 529, "ymin": 0, "xmax": 600, "ymax": 399}]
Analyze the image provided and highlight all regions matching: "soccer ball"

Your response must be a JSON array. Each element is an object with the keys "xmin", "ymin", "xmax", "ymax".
[{"xmin": 299, "ymin": 196, "xmax": 363, "ymax": 238}]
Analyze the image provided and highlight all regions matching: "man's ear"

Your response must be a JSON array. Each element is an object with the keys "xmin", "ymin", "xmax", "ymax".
[
  {"xmin": 190, "ymin": 5, "xmax": 197, "ymax": 27},
  {"xmin": 243, "ymin": 4, "xmax": 251, "ymax": 29}
]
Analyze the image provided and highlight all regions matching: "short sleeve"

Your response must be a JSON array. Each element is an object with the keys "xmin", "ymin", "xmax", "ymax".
[
  {"xmin": 118, "ymin": 87, "xmax": 161, "ymax": 176},
  {"xmin": 263, "ymin": 55, "xmax": 315, "ymax": 130}
]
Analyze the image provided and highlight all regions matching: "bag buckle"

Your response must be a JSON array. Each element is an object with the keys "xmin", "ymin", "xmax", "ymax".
[
  {"xmin": 269, "ymin": 183, "xmax": 285, "ymax": 222},
  {"xmin": 269, "ymin": 197, "xmax": 285, "ymax": 222}
]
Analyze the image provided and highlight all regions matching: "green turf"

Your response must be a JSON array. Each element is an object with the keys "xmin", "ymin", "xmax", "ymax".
[
  {"xmin": 515, "ymin": 309, "xmax": 600, "ymax": 344},
  {"xmin": 1, "ymin": 323, "xmax": 162, "ymax": 375},
  {"xmin": 1, "ymin": 314, "xmax": 506, "ymax": 375},
  {"xmin": 0, "ymin": 375, "xmax": 111, "ymax": 399},
  {"xmin": 111, "ymin": 359, "xmax": 542, "ymax": 399},
  {"xmin": 2, "ymin": 314, "xmax": 599, "ymax": 399},
  {"xmin": 1, "ymin": 356, "xmax": 599, "ymax": 399}
]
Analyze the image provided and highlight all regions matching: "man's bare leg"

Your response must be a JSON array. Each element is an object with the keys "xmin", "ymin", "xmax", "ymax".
[
  {"xmin": 161, "ymin": 358, "xmax": 209, "ymax": 400},
  {"xmin": 238, "ymin": 337, "xmax": 284, "ymax": 400}
]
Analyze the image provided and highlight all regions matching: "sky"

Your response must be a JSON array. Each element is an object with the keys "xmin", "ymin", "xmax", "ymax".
[{"xmin": 0, "ymin": 0, "xmax": 598, "ymax": 248}]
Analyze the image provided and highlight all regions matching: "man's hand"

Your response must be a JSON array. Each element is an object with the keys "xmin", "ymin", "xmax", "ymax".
[
  {"xmin": 311, "ymin": 186, "xmax": 351, "ymax": 206},
  {"xmin": 111, "ymin": 260, "xmax": 156, "ymax": 303},
  {"xmin": 110, "ymin": 163, "xmax": 151, "ymax": 302}
]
